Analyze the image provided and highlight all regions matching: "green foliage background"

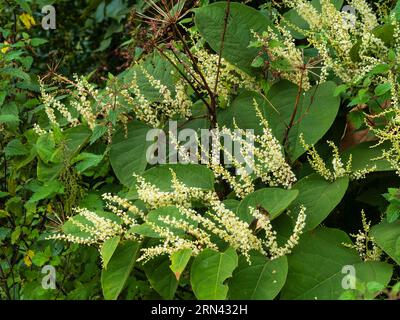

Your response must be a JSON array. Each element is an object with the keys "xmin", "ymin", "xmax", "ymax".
[{"xmin": 0, "ymin": 0, "xmax": 400, "ymax": 300}]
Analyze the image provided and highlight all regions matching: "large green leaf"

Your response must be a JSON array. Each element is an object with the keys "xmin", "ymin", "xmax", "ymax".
[
  {"xmin": 288, "ymin": 174, "xmax": 349, "ymax": 231},
  {"xmin": 218, "ymin": 81, "xmax": 340, "ymax": 161},
  {"xmin": 35, "ymin": 133, "xmax": 56, "ymax": 164},
  {"xmin": 371, "ymin": 221, "xmax": 400, "ymax": 265},
  {"xmin": 122, "ymin": 52, "xmax": 176, "ymax": 102},
  {"xmin": 101, "ymin": 240, "xmax": 140, "ymax": 300},
  {"xmin": 0, "ymin": 67, "xmax": 31, "ymax": 82},
  {"xmin": 0, "ymin": 114, "xmax": 19, "ymax": 124},
  {"xmin": 218, "ymin": 90, "xmax": 282, "ymax": 136},
  {"xmin": 340, "ymin": 141, "xmax": 393, "ymax": 173},
  {"xmin": 194, "ymin": 2, "xmax": 271, "ymax": 75},
  {"xmin": 37, "ymin": 125, "xmax": 91, "ymax": 181},
  {"xmin": 4, "ymin": 139, "xmax": 30, "ymax": 157},
  {"xmin": 348, "ymin": 261, "xmax": 393, "ymax": 298},
  {"xmin": 190, "ymin": 247, "xmax": 238, "ymax": 300},
  {"xmin": 281, "ymin": 228, "xmax": 362, "ymax": 300},
  {"xmin": 143, "ymin": 255, "xmax": 179, "ymax": 299},
  {"xmin": 283, "ymin": 0, "xmax": 344, "ymax": 39},
  {"xmin": 109, "ymin": 121, "xmax": 152, "ymax": 187},
  {"xmin": 100, "ymin": 236, "xmax": 121, "ymax": 270},
  {"xmin": 228, "ymin": 253, "xmax": 288, "ymax": 300},
  {"xmin": 267, "ymin": 81, "xmax": 340, "ymax": 161},
  {"xmin": 236, "ymin": 188, "xmax": 299, "ymax": 223},
  {"xmin": 28, "ymin": 180, "xmax": 64, "ymax": 203}
]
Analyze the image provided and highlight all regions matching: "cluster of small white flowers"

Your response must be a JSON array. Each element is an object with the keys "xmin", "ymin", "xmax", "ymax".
[
  {"xmin": 102, "ymin": 193, "xmax": 145, "ymax": 219},
  {"xmin": 343, "ymin": 210, "xmax": 382, "ymax": 261},
  {"xmin": 70, "ymin": 75, "xmax": 97, "ymax": 129},
  {"xmin": 44, "ymin": 107, "xmax": 58, "ymax": 127},
  {"xmin": 137, "ymin": 220, "xmax": 196, "ymax": 263},
  {"xmin": 47, "ymin": 207, "xmax": 129, "ymax": 246},
  {"xmin": 129, "ymin": 72, "xmax": 160, "ymax": 127},
  {"xmin": 127, "ymin": 67, "xmax": 193, "ymax": 128},
  {"xmin": 39, "ymin": 75, "xmax": 113, "ymax": 132},
  {"xmin": 373, "ymin": 136, "xmax": 400, "ymax": 177},
  {"xmin": 49, "ymin": 170, "xmax": 307, "ymax": 264},
  {"xmin": 248, "ymin": 100, "xmax": 297, "ymax": 187},
  {"xmin": 134, "ymin": 170, "xmax": 211, "ymax": 209},
  {"xmin": 134, "ymin": 173, "xmax": 307, "ymax": 263},
  {"xmin": 207, "ymin": 197, "xmax": 264, "ymax": 261},
  {"xmin": 368, "ymin": 68, "xmax": 400, "ymax": 176},
  {"xmin": 249, "ymin": 205, "xmax": 307, "ymax": 259},
  {"xmin": 137, "ymin": 191, "xmax": 263, "ymax": 263},
  {"xmin": 170, "ymin": 100, "xmax": 295, "ymax": 198},
  {"xmin": 142, "ymin": 67, "xmax": 192, "ymax": 119},
  {"xmin": 203, "ymin": 128, "xmax": 256, "ymax": 198},
  {"xmin": 191, "ymin": 47, "xmax": 259, "ymax": 104},
  {"xmin": 300, "ymin": 134, "xmax": 376, "ymax": 181},
  {"xmin": 40, "ymin": 81, "xmax": 76, "ymax": 129},
  {"xmin": 281, "ymin": 0, "xmax": 388, "ymax": 85},
  {"xmin": 33, "ymin": 123, "xmax": 47, "ymax": 136},
  {"xmin": 252, "ymin": 26, "xmax": 311, "ymax": 90}
]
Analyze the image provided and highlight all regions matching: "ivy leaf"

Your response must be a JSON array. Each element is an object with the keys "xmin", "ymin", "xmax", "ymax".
[
  {"xmin": 101, "ymin": 240, "xmax": 140, "ymax": 300},
  {"xmin": 190, "ymin": 247, "xmax": 238, "ymax": 300},
  {"xmin": 228, "ymin": 253, "xmax": 288, "ymax": 300}
]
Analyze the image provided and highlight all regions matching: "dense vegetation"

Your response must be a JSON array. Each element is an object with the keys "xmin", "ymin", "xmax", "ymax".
[{"xmin": 1, "ymin": 0, "xmax": 400, "ymax": 300}]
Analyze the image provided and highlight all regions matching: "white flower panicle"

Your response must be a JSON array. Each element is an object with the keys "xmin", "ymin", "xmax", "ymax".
[
  {"xmin": 33, "ymin": 123, "xmax": 47, "ymax": 136},
  {"xmin": 133, "ymin": 170, "xmax": 212, "ymax": 209},
  {"xmin": 300, "ymin": 133, "xmax": 376, "ymax": 181},
  {"xmin": 46, "ymin": 196, "xmax": 143, "ymax": 248},
  {"xmin": 47, "ymin": 207, "xmax": 128, "ymax": 246},
  {"xmin": 137, "ymin": 176, "xmax": 307, "ymax": 263},
  {"xmin": 251, "ymin": 26, "xmax": 312, "ymax": 90},
  {"xmin": 189, "ymin": 47, "xmax": 259, "ymax": 105},
  {"xmin": 170, "ymin": 99, "xmax": 296, "ymax": 198},
  {"xmin": 277, "ymin": 0, "xmax": 390, "ymax": 85},
  {"xmin": 127, "ymin": 67, "xmax": 193, "ymax": 128},
  {"xmin": 249, "ymin": 205, "xmax": 307, "ymax": 259},
  {"xmin": 342, "ymin": 210, "xmax": 382, "ymax": 261},
  {"xmin": 49, "ymin": 171, "xmax": 306, "ymax": 265}
]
